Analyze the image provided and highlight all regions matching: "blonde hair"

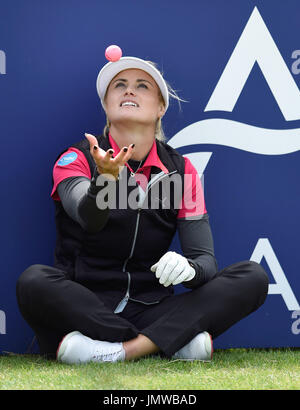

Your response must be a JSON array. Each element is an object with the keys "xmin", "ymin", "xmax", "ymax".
[{"xmin": 103, "ymin": 60, "xmax": 186, "ymax": 141}]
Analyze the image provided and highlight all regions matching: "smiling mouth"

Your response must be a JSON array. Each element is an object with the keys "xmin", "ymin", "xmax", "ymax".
[{"xmin": 120, "ymin": 101, "xmax": 139, "ymax": 107}]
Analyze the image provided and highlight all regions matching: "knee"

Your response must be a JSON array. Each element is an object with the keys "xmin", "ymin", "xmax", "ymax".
[
  {"xmin": 248, "ymin": 260, "xmax": 269, "ymax": 284},
  {"xmin": 243, "ymin": 260, "xmax": 269, "ymax": 300},
  {"xmin": 16, "ymin": 264, "xmax": 51, "ymax": 297},
  {"xmin": 222, "ymin": 260, "xmax": 269, "ymax": 311},
  {"xmin": 223, "ymin": 260, "xmax": 269, "ymax": 298}
]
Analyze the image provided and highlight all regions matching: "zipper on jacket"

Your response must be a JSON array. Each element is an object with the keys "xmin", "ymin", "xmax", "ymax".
[
  {"xmin": 114, "ymin": 271, "xmax": 131, "ymax": 314},
  {"xmin": 114, "ymin": 170, "xmax": 178, "ymax": 314},
  {"xmin": 114, "ymin": 209, "xmax": 140, "ymax": 313}
]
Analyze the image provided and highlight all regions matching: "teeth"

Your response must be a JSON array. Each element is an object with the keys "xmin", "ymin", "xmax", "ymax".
[{"xmin": 121, "ymin": 102, "xmax": 137, "ymax": 107}]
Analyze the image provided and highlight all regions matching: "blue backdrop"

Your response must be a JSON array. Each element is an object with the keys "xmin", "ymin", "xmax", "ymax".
[{"xmin": 0, "ymin": 0, "xmax": 299, "ymax": 353}]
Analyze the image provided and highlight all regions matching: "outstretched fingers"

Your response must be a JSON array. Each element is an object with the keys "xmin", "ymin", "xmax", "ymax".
[
  {"xmin": 112, "ymin": 143, "xmax": 135, "ymax": 167},
  {"xmin": 85, "ymin": 133, "xmax": 135, "ymax": 179}
]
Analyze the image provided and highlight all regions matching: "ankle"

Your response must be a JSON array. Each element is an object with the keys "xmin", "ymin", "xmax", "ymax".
[
  {"xmin": 122, "ymin": 340, "xmax": 138, "ymax": 360},
  {"xmin": 123, "ymin": 334, "xmax": 160, "ymax": 360}
]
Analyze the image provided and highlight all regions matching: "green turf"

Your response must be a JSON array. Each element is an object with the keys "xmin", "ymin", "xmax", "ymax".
[{"xmin": 0, "ymin": 348, "xmax": 299, "ymax": 390}]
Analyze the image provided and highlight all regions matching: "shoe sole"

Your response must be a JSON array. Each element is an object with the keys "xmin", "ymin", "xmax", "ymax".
[
  {"xmin": 194, "ymin": 331, "xmax": 213, "ymax": 362},
  {"xmin": 56, "ymin": 330, "xmax": 81, "ymax": 361},
  {"xmin": 205, "ymin": 331, "xmax": 214, "ymax": 361}
]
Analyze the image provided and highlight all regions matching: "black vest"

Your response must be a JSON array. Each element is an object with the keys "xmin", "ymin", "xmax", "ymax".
[{"xmin": 52, "ymin": 135, "xmax": 186, "ymax": 312}]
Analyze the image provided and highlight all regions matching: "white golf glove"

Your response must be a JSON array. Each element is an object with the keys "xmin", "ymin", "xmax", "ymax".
[{"xmin": 150, "ymin": 251, "xmax": 196, "ymax": 287}]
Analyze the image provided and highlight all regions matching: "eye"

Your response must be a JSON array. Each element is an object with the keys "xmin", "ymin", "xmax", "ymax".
[
  {"xmin": 138, "ymin": 83, "xmax": 148, "ymax": 89},
  {"xmin": 115, "ymin": 82, "xmax": 125, "ymax": 88}
]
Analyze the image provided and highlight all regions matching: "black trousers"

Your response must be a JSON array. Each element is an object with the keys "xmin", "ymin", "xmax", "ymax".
[{"xmin": 16, "ymin": 260, "xmax": 269, "ymax": 358}]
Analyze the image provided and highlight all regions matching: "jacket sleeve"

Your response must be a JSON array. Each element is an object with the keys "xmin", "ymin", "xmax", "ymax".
[
  {"xmin": 57, "ymin": 168, "xmax": 116, "ymax": 233},
  {"xmin": 177, "ymin": 213, "xmax": 219, "ymax": 288}
]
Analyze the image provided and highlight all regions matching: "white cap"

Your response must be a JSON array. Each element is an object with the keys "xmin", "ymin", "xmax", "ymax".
[{"xmin": 96, "ymin": 57, "xmax": 169, "ymax": 111}]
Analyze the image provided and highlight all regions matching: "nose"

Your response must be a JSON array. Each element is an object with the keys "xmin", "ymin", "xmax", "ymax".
[{"xmin": 124, "ymin": 85, "xmax": 136, "ymax": 96}]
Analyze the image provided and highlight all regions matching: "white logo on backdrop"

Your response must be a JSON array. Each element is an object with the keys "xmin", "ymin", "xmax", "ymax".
[
  {"xmin": 168, "ymin": 6, "xmax": 300, "ymax": 175},
  {"xmin": 204, "ymin": 6, "xmax": 300, "ymax": 122},
  {"xmin": 291, "ymin": 50, "xmax": 300, "ymax": 75},
  {"xmin": 0, "ymin": 50, "xmax": 6, "ymax": 74},
  {"xmin": 0, "ymin": 310, "xmax": 6, "ymax": 334},
  {"xmin": 251, "ymin": 239, "xmax": 299, "ymax": 311},
  {"xmin": 168, "ymin": 7, "xmax": 300, "ymax": 313}
]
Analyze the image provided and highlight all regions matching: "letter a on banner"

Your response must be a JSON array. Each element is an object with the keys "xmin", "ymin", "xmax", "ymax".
[
  {"xmin": 250, "ymin": 238, "xmax": 300, "ymax": 311},
  {"xmin": 0, "ymin": 310, "xmax": 6, "ymax": 334},
  {"xmin": 205, "ymin": 7, "xmax": 300, "ymax": 121}
]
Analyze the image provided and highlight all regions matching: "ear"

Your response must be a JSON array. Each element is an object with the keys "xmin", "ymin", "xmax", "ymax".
[{"xmin": 158, "ymin": 103, "xmax": 166, "ymax": 119}]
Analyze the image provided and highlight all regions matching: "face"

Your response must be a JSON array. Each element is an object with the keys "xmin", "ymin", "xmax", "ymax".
[{"xmin": 104, "ymin": 69, "xmax": 165, "ymax": 128}]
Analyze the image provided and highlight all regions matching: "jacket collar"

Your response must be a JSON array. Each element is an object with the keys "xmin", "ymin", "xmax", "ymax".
[{"xmin": 108, "ymin": 133, "xmax": 169, "ymax": 174}]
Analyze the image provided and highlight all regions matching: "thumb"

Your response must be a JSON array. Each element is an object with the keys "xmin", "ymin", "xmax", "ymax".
[
  {"xmin": 150, "ymin": 262, "xmax": 159, "ymax": 273},
  {"xmin": 85, "ymin": 133, "xmax": 99, "ymax": 150}
]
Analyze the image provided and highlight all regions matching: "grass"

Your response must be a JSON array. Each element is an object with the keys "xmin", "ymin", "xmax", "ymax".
[{"xmin": 0, "ymin": 348, "xmax": 299, "ymax": 390}]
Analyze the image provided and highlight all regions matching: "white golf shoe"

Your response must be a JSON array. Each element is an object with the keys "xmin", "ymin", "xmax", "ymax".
[
  {"xmin": 172, "ymin": 331, "xmax": 213, "ymax": 361},
  {"xmin": 56, "ymin": 331, "xmax": 126, "ymax": 364}
]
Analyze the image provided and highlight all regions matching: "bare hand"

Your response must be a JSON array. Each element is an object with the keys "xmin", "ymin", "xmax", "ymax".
[{"xmin": 85, "ymin": 133, "xmax": 135, "ymax": 180}]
